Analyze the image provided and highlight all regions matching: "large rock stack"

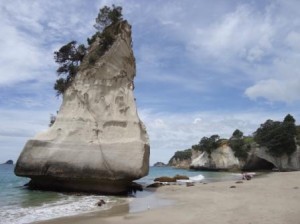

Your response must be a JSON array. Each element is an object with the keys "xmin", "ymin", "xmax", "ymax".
[{"xmin": 15, "ymin": 21, "xmax": 150, "ymax": 194}]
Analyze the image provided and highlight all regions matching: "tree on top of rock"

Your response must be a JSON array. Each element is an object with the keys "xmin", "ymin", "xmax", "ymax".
[
  {"xmin": 53, "ymin": 41, "xmax": 86, "ymax": 96},
  {"xmin": 284, "ymin": 114, "xmax": 296, "ymax": 124},
  {"xmin": 198, "ymin": 135, "xmax": 220, "ymax": 156},
  {"xmin": 231, "ymin": 129, "xmax": 243, "ymax": 139},
  {"xmin": 229, "ymin": 129, "xmax": 250, "ymax": 160},
  {"xmin": 254, "ymin": 114, "xmax": 297, "ymax": 157},
  {"xmin": 94, "ymin": 5, "xmax": 123, "ymax": 32},
  {"xmin": 53, "ymin": 5, "xmax": 124, "ymax": 97},
  {"xmin": 87, "ymin": 5, "xmax": 123, "ymax": 46},
  {"xmin": 283, "ymin": 114, "xmax": 297, "ymax": 136}
]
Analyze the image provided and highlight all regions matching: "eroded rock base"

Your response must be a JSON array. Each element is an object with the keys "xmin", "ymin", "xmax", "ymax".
[{"xmin": 27, "ymin": 177, "xmax": 141, "ymax": 195}]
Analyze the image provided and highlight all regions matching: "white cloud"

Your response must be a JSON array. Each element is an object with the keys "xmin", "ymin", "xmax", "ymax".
[
  {"xmin": 198, "ymin": 2, "xmax": 300, "ymax": 103},
  {"xmin": 0, "ymin": 109, "xmax": 51, "ymax": 136},
  {"xmin": 189, "ymin": 4, "xmax": 273, "ymax": 62},
  {"xmin": 285, "ymin": 31, "xmax": 300, "ymax": 50},
  {"xmin": 245, "ymin": 41, "xmax": 300, "ymax": 103},
  {"xmin": 132, "ymin": 1, "xmax": 300, "ymax": 103},
  {"xmin": 0, "ymin": 14, "xmax": 48, "ymax": 85},
  {"xmin": 0, "ymin": 0, "xmax": 99, "ymax": 86},
  {"xmin": 245, "ymin": 78, "xmax": 300, "ymax": 103}
]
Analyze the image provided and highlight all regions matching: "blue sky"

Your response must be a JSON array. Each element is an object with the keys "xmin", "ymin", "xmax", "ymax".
[{"xmin": 1, "ymin": 0, "xmax": 300, "ymax": 165}]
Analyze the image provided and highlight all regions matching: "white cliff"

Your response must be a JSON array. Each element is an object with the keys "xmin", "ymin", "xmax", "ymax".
[
  {"xmin": 15, "ymin": 21, "xmax": 150, "ymax": 194},
  {"xmin": 244, "ymin": 144, "xmax": 300, "ymax": 171},
  {"xmin": 190, "ymin": 145, "xmax": 240, "ymax": 171}
]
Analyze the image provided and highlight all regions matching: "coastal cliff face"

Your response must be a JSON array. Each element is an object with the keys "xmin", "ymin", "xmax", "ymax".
[
  {"xmin": 169, "ymin": 144, "xmax": 300, "ymax": 171},
  {"xmin": 15, "ymin": 21, "xmax": 150, "ymax": 194},
  {"xmin": 168, "ymin": 149, "xmax": 201, "ymax": 169},
  {"xmin": 244, "ymin": 145, "xmax": 300, "ymax": 171},
  {"xmin": 168, "ymin": 158, "xmax": 191, "ymax": 169},
  {"xmin": 190, "ymin": 145, "xmax": 240, "ymax": 171}
]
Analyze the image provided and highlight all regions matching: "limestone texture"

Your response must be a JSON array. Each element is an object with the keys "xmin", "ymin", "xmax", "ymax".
[
  {"xmin": 174, "ymin": 143, "xmax": 300, "ymax": 171},
  {"xmin": 168, "ymin": 150, "xmax": 201, "ymax": 169},
  {"xmin": 244, "ymin": 145, "xmax": 300, "ymax": 171},
  {"xmin": 190, "ymin": 145, "xmax": 240, "ymax": 171},
  {"xmin": 15, "ymin": 21, "xmax": 150, "ymax": 194},
  {"xmin": 168, "ymin": 157, "xmax": 192, "ymax": 169}
]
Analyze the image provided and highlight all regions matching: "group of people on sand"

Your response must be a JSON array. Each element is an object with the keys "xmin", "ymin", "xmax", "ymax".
[{"xmin": 242, "ymin": 172, "xmax": 254, "ymax": 180}]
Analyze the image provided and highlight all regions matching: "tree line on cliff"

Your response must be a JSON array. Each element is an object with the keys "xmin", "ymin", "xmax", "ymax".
[
  {"xmin": 53, "ymin": 5, "xmax": 123, "ymax": 96},
  {"xmin": 169, "ymin": 114, "xmax": 299, "ymax": 163}
]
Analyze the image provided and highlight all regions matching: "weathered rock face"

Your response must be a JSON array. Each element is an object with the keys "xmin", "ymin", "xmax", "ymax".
[
  {"xmin": 15, "ymin": 21, "xmax": 150, "ymax": 194},
  {"xmin": 189, "ymin": 144, "xmax": 300, "ymax": 171},
  {"xmin": 244, "ymin": 145, "xmax": 300, "ymax": 171},
  {"xmin": 168, "ymin": 149, "xmax": 200, "ymax": 169},
  {"xmin": 168, "ymin": 158, "xmax": 191, "ymax": 169},
  {"xmin": 190, "ymin": 145, "xmax": 240, "ymax": 171}
]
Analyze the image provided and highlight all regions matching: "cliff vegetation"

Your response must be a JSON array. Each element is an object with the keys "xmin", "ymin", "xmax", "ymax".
[
  {"xmin": 169, "ymin": 114, "xmax": 298, "ymax": 167},
  {"xmin": 53, "ymin": 5, "xmax": 123, "ymax": 96},
  {"xmin": 168, "ymin": 149, "xmax": 192, "ymax": 164},
  {"xmin": 254, "ymin": 114, "xmax": 297, "ymax": 156}
]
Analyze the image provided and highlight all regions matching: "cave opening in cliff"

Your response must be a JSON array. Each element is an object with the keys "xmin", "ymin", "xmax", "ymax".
[{"xmin": 244, "ymin": 157, "xmax": 276, "ymax": 171}]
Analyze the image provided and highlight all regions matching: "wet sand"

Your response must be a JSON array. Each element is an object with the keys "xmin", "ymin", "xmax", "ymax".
[{"xmin": 37, "ymin": 172, "xmax": 300, "ymax": 224}]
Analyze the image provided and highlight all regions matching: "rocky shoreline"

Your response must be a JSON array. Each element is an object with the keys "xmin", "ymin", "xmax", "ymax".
[
  {"xmin": 36, "ymin": 171, "xmax": 300, "ymax": 224},
  {"xmin": 169, "ymin": 143, "xmax": 300, "ymax": 172}
]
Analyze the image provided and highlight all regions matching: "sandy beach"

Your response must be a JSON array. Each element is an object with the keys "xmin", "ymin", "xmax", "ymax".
[{"xmin": 38, "ymin": 172, "xmax": 300, "ymax": 224}]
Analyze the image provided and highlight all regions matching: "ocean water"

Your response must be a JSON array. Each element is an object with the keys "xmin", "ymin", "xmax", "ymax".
[
  {"xmin": 0, "ymin": 164, "xmax": 241, "ymax": 224},
  {"xmin": 137, "ymin": 166, "xmax": 242, "ymax": 185}
]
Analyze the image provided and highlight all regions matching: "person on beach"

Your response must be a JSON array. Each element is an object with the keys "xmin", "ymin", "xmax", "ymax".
[{"xmin": 242, "ymin": 172, "xmax": 252, "ymax": 180}]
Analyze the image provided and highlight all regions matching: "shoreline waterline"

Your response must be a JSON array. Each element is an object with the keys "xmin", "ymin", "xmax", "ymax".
[
  {"xmin": 35, "ymin": 168, "xmax": 269, "ymax": 224},
  {"xmin": 34, "ymin": 188, "xmax": 173, "ymax": 224},
  {"xmin": 36, "ymin": 171, "xmax": 300, "ymax": 224},
  {"xmin": 1, "ymin": 165, "xmax": 268, "ymax": 224}
]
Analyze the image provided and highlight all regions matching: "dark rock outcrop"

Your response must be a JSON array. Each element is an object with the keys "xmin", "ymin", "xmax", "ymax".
[
  {"xmin": 3, "ymin": 160, "xmax": 13, "ymax": 165},
  {"xmin": 153, "ymin": 162, "xmax": 167, "ymax": 167},
  {"xmin": 154, "ymin": 175, "xmax": 189, "ymax": 182}
]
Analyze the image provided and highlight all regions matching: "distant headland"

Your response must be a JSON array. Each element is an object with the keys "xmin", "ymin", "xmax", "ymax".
[
  {"xmin": 168, "ymin": 114, "xmax": 300, "ymax": 172},
  {"xmin": 2, "ymin": 160, "xmax": 13, "ymax": 165}
]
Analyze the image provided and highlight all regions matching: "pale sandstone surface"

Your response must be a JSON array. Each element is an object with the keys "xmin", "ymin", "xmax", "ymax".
[
  {"xmin": 168, "ymin": 149, "xmax": 201, "ymax": 169},
  {"xmin": 38, "ymin": 172, "xmax": 300, "ymax": 224},
  {"xmin": 251, "ymin": 145, "xmax": 300, "ymax": 171},
  {"xmin": 168, "ymin": 157, "xmax": 192, "ymax": 169},
  {"xmin": 15, "ymin": 21, "xmax": 149, "ymax": 194},
  {"xmin": 171, "ymin": 144, "xmax": 300, "ymax": 171},
  {"xmin": 191, "ymin": 145, "xmax": 240, "ymax": 170}
]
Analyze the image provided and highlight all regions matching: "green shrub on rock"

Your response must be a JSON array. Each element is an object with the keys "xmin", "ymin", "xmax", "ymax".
[
  {"xmin": 228, "ymin": 129, "xmax": 250, "ymax": 160},
  {"xmin": 168, "ymin": 149, "xmax": 192, "ymax": 163},
  {"xmin": 254, "ymin": 114, "xmax": 297, "ymax": 157},
  {"xmin": 53, "ymin": 5, "xmax": 123, "ymax": 96}
]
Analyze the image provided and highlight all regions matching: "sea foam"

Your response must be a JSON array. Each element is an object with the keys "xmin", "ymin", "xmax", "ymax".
[
  {"xmin": 176, "ymin": 174, "xmax": 205, "ymax": 184},
  {"xmin": 189, "ymin": 174, "xmax": 205, "ymax": 182},
  {"xmin": 0, "ymin": 195, "xmax": 115, "ymax": 224}
]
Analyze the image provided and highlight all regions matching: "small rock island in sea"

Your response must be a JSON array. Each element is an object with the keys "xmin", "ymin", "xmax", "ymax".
[
  {"xmin": 3, "ymin": 160, "xmax": 13, "ymax": 165},
  {"xmin": 15, "ymin": 7, "xmax": 150, "ymax": 194}
]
